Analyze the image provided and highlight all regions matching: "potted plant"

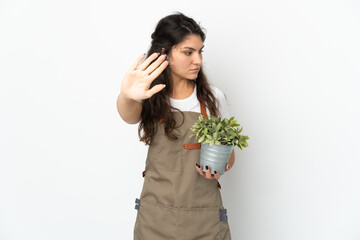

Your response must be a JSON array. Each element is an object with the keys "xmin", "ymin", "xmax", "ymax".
[{"xmin": 190, "ymin": 115, "xmax": 249, "ymax": 175}]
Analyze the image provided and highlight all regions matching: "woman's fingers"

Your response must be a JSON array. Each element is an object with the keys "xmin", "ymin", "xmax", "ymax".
[
  {"xmin": 145, "ymin": 54, "xmax": 167, "ymax": 75},
  {"xmin": 122, "ymin": 53, "xmax": 168, "ymax": 102},
  {"xmin": 130, "ymin": 54, "xmax": 146, "ymax": 70},
  {"xmin": 213, "ymin": 171, "xmax": 220, "ymax": 180},
  {"xmin": 204, "ymin": 166, "xmax": 212, "ymax": 179},
  {"xmin": 148, "ymin": 60, "xmax": 169, "ymax": 80},
  {"xmin": 225, "ymin": 163, "xmax": 231, "ymax": 172},
  {"xmin": 195, "ymin": 164, "xmax": 220, "ymax": 180},
  {"xmin": 138, "ymin": 52, "xmax": 160, "ymax": 71},
  {"xmin": 145, "ymin": 84, "xmax": 166, "ymax": 98},
  {"xmin": 195, "ymin": 163, "xmax": 205, "ymax": 177}
]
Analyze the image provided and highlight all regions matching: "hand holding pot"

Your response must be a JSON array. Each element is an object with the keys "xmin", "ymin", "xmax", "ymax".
[
  {"xmin": 190, "ymin": 115, "xmax": 249, "ymax": 179},
  {"xmin": 195, "ymin": 162, "xmax": 232, "ymax": 180}
]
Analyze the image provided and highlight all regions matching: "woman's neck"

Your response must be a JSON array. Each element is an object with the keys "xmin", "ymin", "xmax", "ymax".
[{"xmin": 170, "ymin": 78, "xmax": 195, "ymax": 100}]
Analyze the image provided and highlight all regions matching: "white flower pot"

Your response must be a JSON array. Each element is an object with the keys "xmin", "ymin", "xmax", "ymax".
[{"xmin": 200, "ymin": 143, "xmax": 233, "ymax": 175}]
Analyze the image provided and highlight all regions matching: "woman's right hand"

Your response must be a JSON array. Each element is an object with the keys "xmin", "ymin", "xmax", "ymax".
[{"xmin": 120, "ymin": 52, "xmax": 168, "ymax": 102}]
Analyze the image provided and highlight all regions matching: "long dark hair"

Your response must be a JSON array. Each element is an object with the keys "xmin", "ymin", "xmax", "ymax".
[{"xmin": 138, "ymin": 12, "xmax": 220, "ymax": 145}]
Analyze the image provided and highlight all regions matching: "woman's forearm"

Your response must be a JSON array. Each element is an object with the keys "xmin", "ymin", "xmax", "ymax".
[
  {"xmin": 228, "ymin": 149, "xmax": 235, "ymax": 168},
  {"xmin": 116, "ymin": 93, "xmax": 142, "ymax": 124}
]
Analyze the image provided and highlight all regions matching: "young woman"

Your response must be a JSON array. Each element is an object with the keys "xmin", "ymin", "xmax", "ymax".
[{"xmin": 117, "ymin": 12, "xmax": 234, "ymax": 240}]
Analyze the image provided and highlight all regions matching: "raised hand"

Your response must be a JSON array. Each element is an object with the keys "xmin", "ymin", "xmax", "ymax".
[{"xmin": 120, "ymin": 52, "xmax": 168, "ymax": 102}]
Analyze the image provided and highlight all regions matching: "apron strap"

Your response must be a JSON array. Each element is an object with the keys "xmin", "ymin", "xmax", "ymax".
[
  {"xmin": 183, "ymin": 103, "xmax": 207, "ymax": 150},
  {"xmin": 183, "ymin": 143, "xmax": 201, "ymax": 149},
  {"xmin": 200, "ymin": 103, "xmax": 207, "ymax": 118}
]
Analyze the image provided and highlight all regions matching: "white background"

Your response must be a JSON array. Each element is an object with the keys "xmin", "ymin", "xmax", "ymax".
[{"xmin": 1, "ymin": 0, "xmax": 359, "ymax": 239}]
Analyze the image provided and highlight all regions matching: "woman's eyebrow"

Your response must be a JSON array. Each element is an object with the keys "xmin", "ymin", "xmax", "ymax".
[{"xmin": 181, "ymin": 46, "xmax": 205, "ymax": 51}]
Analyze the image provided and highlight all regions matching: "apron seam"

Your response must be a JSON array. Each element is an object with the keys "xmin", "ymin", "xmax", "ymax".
[{"xmin": 141, "ymin": 198, "xmax": 221, "ymax": 211}]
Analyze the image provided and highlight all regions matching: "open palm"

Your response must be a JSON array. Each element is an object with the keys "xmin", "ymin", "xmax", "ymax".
[{"xmin": 121, "ymin": 53, "xmax": 168, "ymax": 101}]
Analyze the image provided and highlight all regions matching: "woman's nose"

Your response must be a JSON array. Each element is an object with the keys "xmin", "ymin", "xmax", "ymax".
[{"xmin": 193, "ymin": 53, "xmax": 202, "ymax": 65}]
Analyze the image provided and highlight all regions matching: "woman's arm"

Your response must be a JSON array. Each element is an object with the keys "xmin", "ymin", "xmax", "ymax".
[
  {"xmin": 116, "ymin": 94, "xmax": 142, "ymax": 124},
  {"xmin": 116, "ymin": 53, "xmax": 168, "ymax": 124},
  {"xmin": 226, "ymin": 149, "xmax": 235, "ymax": 170}
]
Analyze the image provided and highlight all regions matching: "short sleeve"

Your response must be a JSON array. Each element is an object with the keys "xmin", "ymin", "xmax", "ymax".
[{"xmin": 211, "ymin": 86, "xmax": 230, "ymax": 119}]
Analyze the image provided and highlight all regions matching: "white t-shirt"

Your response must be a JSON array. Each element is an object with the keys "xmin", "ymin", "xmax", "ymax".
[{"xmin": 169, "ymin": 85, "xmax": 230, "ymax": 119}]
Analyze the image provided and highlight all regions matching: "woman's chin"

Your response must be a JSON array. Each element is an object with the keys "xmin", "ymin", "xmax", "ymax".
[{"xmin": 187, "ymin": 73, "xmax": 199, "ymax": 80}]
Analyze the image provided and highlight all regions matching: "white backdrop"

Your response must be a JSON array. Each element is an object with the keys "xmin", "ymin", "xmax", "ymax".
[{"xmin": 1, "ymin": 0, "xmax": 359, "ymax": 239}]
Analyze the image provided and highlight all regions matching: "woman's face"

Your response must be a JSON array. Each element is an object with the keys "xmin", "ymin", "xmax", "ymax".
[{"xmin": 168, "ymin": 34, "xmax": 204, "ymax": 82}]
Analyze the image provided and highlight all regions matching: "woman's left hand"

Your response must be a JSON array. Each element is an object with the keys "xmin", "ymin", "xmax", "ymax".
[
  {"xmin": 195, "ymin": 163, "xmax": 232, "ymax": 180},
  {"xmin": 195, "ymin": 149, "xmax": 234, "ymax": 180}
]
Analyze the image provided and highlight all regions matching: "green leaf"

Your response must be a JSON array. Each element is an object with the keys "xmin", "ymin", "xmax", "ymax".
[
  {"xmin": 213, "ymin": 132, "xmax": 218, "ymax": 139},
  {"xmin": 189, "ymin": 114, "xmax": 249, "ymax": 151},
  {"xmin": 215, "ymin": 123, "xmax": 222, "ymax": 131}
]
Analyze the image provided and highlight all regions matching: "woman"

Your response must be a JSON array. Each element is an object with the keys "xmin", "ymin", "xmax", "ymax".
[{"xmin": 117, "ymin": 12, "xmax": 234, "ymax": 240}]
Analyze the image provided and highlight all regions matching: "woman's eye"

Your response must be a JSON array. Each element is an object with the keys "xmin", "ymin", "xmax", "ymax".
[{"xmin": 185, "ymin": 50, "xmax": 203, "ymax": 56}]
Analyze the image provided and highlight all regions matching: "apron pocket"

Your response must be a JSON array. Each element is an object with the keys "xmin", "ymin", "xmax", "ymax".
[
  {"xmin": 177, "ymin": 207, "xmax": 220, "ymax": 240},
  {"xmin": 220, "ymin": 220, "xmax": 232, "ymax": 240},
  {"xmin": 134, "ymin": 200, "xmax": 177, "ymax": 240},
  {"xmin": 134, "ymin": 199, "xmax": 231, "ymax": 240}
]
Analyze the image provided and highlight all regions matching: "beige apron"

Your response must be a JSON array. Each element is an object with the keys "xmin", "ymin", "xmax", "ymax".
[{"xmin": 134, "ymin": 103, "xmax": 231, "ymax": 240}]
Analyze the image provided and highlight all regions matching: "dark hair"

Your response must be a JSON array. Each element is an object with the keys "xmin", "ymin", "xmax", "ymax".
[{"xmin": 138, "ymin": 12, "xmax": 219, "ymax": 145}]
